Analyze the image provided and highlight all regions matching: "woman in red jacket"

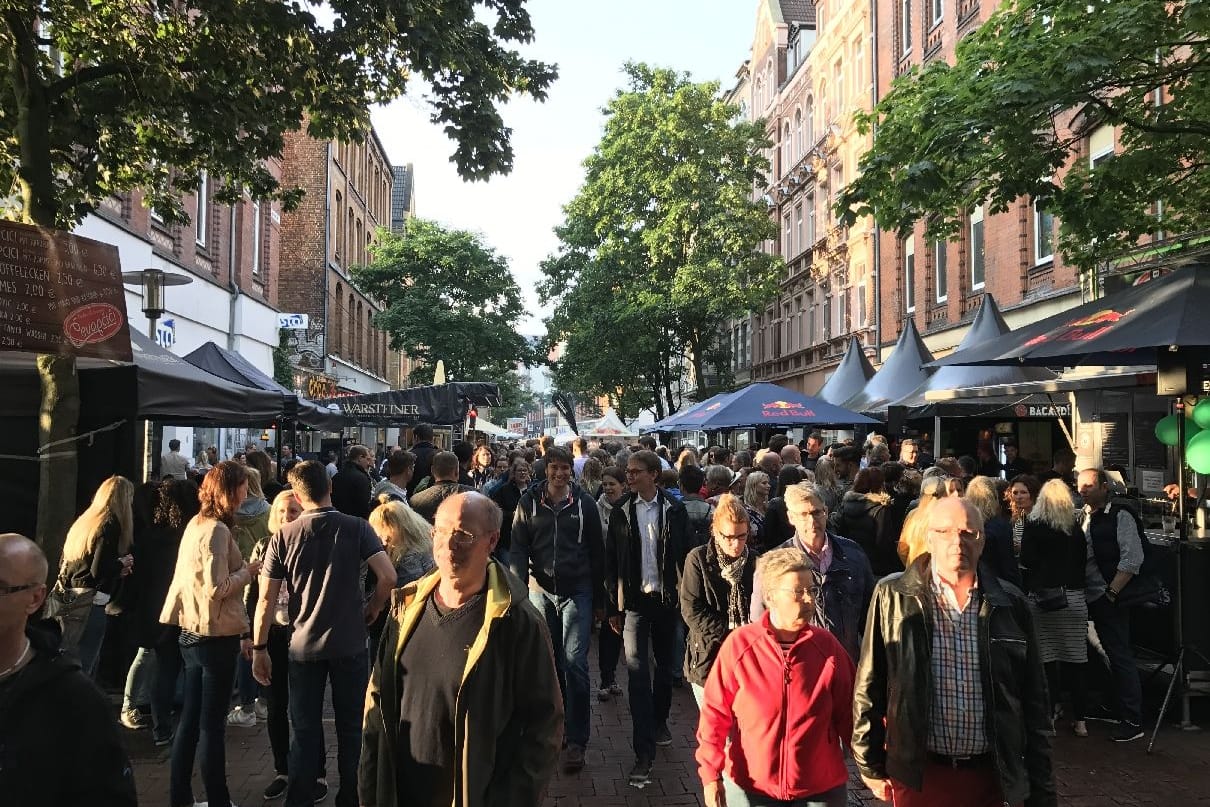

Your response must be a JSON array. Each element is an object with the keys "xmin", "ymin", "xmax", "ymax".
[{"xmin": 696, "ymin": 547, "xmax": 855, "ymax": 807}]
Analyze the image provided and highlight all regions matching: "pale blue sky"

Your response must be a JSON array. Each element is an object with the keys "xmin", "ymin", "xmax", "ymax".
[{"xmin": 370, "ymin": 0, "xmax": 759, "ymax": 335}]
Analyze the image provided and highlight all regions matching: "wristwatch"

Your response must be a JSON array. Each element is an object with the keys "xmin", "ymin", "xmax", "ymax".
[
  {"xmin": 1106, "ymin": 588, "xmax": 1119, "ymax": 603},
  {"xmin": 251, "ymin": 643, "xmax": 268, "ymax": 651}
]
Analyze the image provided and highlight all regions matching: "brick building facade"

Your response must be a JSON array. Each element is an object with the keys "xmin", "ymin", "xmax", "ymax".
[{"xmin": 277, "ymin": 128, "xmax": 399, "ymax": 395}]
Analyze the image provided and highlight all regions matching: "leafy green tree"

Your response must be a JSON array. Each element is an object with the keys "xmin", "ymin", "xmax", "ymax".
[
  {"xmin": 1, "ymin": 1, "xmax": 556, "ymax": 570},
  {"xmin": 542, "ymin": 62, "xmax": 780, "ymax": 418},
  {"xmin": 837, "ymin": 0, "xmax": 1209, "ymax": 271},
  {"xmin": 350, "ymin": 220, "xmax": 536, "ymax": 395}
]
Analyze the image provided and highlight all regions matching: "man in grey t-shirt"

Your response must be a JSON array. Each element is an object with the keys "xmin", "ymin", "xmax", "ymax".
[{"xmin": 253, "ymin": 461, "xmax": 395, "ymax": 807}]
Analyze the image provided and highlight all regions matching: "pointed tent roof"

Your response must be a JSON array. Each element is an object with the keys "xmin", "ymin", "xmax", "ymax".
[
  {"xmin": 892, "ymin": 295, "xmax": 1057, "ymax": 410},
  {"xmin": 842, "ymin": 318, "xmax": 935, "ymax": 416},
  {"xmin": 586, "ymin": 408, "xmax": 639, "ymax": 437},
  {"xmin": 816, "ymin": 336, "xmax": 876, "ymax": 404}
]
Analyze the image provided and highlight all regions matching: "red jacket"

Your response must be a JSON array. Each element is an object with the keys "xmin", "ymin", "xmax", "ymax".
[{"xmin": 696, "ymin": 612, "xmax": 855, "ymax": 800}]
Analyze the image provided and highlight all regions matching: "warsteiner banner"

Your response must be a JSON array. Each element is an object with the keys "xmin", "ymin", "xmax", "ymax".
[{"xmin": 0, "ymin": 220, "xmax": 131, "ymax": 360}]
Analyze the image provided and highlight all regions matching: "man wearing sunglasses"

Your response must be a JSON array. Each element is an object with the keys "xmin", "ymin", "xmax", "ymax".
[
  {"xmin": 852, "ymin": 497, "xmax": 1055, "ymax": 807},
  {"xmin": 0, "ymin": 533, "xmax": 136, "ymax": 806},
  {"xmin": 361, "ymin": 492, "xmax": 563, "ymax": 807}
]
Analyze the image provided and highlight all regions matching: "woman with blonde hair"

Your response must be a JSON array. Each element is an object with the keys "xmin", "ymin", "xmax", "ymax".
[
  {"xmin": 676, "ymin": 446, "xmax": 700, "ymax": 472},
  {"xmin": 896, "ymin": 496, "xmax": 936, "ymax": 568},
  {"xmin": 965, "ymin": 476, "xmax": 1021, "ymax": 586},
  {"xmin": 160, "ymin": 460, "xmax": 257, "ymax": 807},
  {"xmin": 57, "ymin": 474, "xmax": 135, "ymax": 676},
  {"xmin": 368, "ymin": 498, "xmax": 436, "ymax": 587},
  {"xmin": 1021, "ymin": 478, "xmax": 1091, "ymax": 737},
  {"xmin": 743, "ymin": 470, "xmax": 771, "ymax": 549}
]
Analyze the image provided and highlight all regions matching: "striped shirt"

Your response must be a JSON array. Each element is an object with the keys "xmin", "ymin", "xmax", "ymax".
[{"xmin": 927, "ymin": 571, "xmax": 988, "ymax": 756}]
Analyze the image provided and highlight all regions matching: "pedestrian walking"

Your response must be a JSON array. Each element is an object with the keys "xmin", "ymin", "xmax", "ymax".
[
  {"xmin": 252, "ymin": 460, "xmax": 396, "ymax": 807},
  {"xmin": 360, "ymin": 492, "xmax": 564, "ymax": 807},
  {"xmin": 852, "ymin": 497, "xmax": 1056, "ymax": 807},
  {"xmin": 596, "ymin": 466, "xmax": 627, "ymax": 701},
  {"xmin": 409, "ymin": 451, "xmax": 474, "ymax": 524},
  {"xmin": 331, "ymin": 444, "xmax": 375, "ymax": 519}
]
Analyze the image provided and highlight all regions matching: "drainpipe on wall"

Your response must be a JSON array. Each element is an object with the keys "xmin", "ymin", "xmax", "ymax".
[
  {"xmin": 227, "ymin": 202, "xmax": 240, "ymax": 352},
  {"xmin": 869, "ymin": 0, "xmax": 882, "ymax": 364},
  {"xmin": 322, "ymin": 142, "xmax": 332, "ymax": 383}
]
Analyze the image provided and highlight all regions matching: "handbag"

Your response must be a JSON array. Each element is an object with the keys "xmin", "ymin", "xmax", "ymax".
[
  {"xmin": 42, "ymin": 581, "xmax": 94, "ymax": 619},
  {"xmin": 1033, "ymin": 586, "xmax": 1068, "ymax": 612}
]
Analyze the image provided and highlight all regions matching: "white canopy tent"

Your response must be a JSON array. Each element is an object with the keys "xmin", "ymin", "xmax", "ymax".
[{"xmin": 472, "ymin": 417, "xmax": 524, "ymax": 440}]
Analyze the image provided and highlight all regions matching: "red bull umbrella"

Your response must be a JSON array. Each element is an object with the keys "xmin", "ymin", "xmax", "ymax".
[
  {"xmin": 688, "ymin": 382, "xmax": 877, "ymax": 430},
  {"xmin": 931, "ymin": 264, "xmax": 1210, "ymax": 368}
]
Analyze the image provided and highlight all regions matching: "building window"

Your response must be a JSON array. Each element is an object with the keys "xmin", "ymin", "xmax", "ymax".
[
  {"xmin": 837, "ymin": 282, "xmax": 848, "ymax": 335},
  {"xmin": 783, "ymin": 212, "xmax": 793, "ymax": 256},
  {"xmin": 806, "ymin": 193, "xmax": 816, "ymax": 244},
  {"xmin": 806, "ymin": 291, "xmax": 816, "ymax": 345},
  {"xmin": 905, "ymin": 237, "xmax": 916, "ymax": 312},
  {"xmin": 853, "ymin": 36, "xmax": 864, "ymax": 99},
  {"xmin": 1034, "ymin": 199, "xmax": 1055, "ymax": 264},
  {"xmin": 930, "ymin": 0, "xmax": 943, "ymax": 27},
  {"xmin": 934, "ymin": 239, "xmax": 948, "ymax": 302},
  {"xmin": 823, "ymin": 290, "xmax": 832, "ymax": 339},
  {"xmin": 1090, "ymin": 125, "xmax": 1114, "ymax": 168},
  {"xmin": 970, "ymin": 204, "xmax": 985, "ymax": 289},
  {"xmin": 195, "ymin": 172, "xmax": 208, "ymax": 246},
  {"xmin": 333, "ymin": 282, "xmax": 343, "ymax": 355},
  {"xmin": 857, "ymin": 282, "xmax": 868, "ymax": 328},
  {"xmin": 250, "ymin": 200, "xmax": 262, "ymax": 277},
  {"xmin": 794, "ymin": 109, "xmax": 804, "ymax": 158},
  {"xmin": 830, "ymin": 164, "xmax": 844, "ymax": 223},
  {"xmin": 332, "ymin": 191, "xmax": 343, "ymax": 264},
  {"xmin": 833, "ymin": 59, "xmax": 844, "ymax": 117},
  {"xmin": 794, "ymin": 203, "xmax": 804, "ymax": 256},
  {"xmin": 901, "ymin": 0, "xmax": 913, "ymax": 53},
  {"xmin": 806, "ymin": 97, "xmax": 815, "ymax": 145},
  {"xmin": 782, "ymin": 121, "xmax": 792, "ymax": 175}
]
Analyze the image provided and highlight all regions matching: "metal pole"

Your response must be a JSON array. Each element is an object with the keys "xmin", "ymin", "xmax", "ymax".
[{"xmin": 142, "ymin": 314, "xmax": 158, "ymax": 481}]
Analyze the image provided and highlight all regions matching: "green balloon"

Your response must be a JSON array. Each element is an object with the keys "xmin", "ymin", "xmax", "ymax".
[
  {"xmin": 1195, "ymin": 399, "xmax": 1210, "ymax": 430},
  {"xmin": 1188, "ymin": 431, "xmax": 1210, "ymax": 474},
  {"xmin": 1189, "ymin": 418, "xmax": 1205, "ymax": 447},
  {"xmin": 1156, "ymin": 414, "xmax": 1180, "ymax": 446}
]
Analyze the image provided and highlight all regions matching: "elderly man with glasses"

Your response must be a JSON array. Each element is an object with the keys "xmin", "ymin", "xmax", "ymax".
[
  {"xmin": 0, "ymin": 533, "xmax": 137, "ymax": 806},
  {"xmin": 361, "ymin": 491, "xmax": 563, "ymax": 807},
  {"xmin": 751, "ymin": 482, "xmax": 875, "ymax": 661},
  {"xmin": 852, "ymin": 496, "xmax": 1056, "ymax": 807}
]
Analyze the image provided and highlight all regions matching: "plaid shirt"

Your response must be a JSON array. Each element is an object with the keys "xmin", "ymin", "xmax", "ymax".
[{"xmin": 927, "ymin": 572, "xmax": 989, "ymax": 756}]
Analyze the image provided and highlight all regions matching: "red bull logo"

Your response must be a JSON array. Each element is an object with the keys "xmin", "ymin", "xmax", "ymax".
[
  {"xmin": 1024, "ymin": 307, "xmax": 1134, "ymax": 349},
  {"xmin": 761, "ymin": 401, "xmax": 815, "ymax": 418},
  {"xmin": 1066, "ymin": 309, "xmax": 1131, "ymax": 328}
]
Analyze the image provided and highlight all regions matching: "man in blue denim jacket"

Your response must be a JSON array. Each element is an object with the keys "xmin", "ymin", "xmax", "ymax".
[{"xmin": 751, "ymin": 482, "xmax": 875, "ymax": 660}]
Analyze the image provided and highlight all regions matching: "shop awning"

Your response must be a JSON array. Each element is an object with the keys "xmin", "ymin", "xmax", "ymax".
[{"xmin": 685, "ymin": 382, "xmax": 877, "ymax": 429}]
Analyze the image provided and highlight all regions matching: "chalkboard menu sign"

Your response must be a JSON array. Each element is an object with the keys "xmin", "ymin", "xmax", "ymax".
[
  {"xmin": 0, "ymin": 220, "xmax": 131, "ymax": 360},
  {"xmin": 1134, "ymin": 411, "xmax": 1169, "ymax": 468},
  {"xmin": 1097, "ymin": 412, "xmax": 1131, "ymax": 469}
]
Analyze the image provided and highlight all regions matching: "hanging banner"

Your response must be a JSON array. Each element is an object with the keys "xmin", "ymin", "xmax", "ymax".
[{"xmin": 0, "ymin": 220, "xmax": 131, "ymax": 360}]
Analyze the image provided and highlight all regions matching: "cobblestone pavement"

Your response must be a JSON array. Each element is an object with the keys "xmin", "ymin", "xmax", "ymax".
[{"xmin": 127, "ymin": 663, "xmax": 1210, "ymax": 806}]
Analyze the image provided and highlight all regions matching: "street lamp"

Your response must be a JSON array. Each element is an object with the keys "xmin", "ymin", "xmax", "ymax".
[{"xmin": 122, "ymin": 268, "xmax": 194, "ymax": 480}]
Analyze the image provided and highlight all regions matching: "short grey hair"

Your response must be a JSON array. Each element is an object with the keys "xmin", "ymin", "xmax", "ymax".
[
  {"xmin": 759, "ymin": 546, "xmax": 816, "ymax": 594},
  {"xmin": 784, "ymin": 481, "xmax": 825, "ymax": 511}
]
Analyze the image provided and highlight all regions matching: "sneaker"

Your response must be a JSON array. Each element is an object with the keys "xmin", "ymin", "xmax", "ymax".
[
  {"xmin": 263, "ymin": 775, "xmax": 288, "ymax": 801},
  {"xmin": 1086, "ymin": 704, "xmax": 1120, "ymax": 724},
  {"xmin": 119, "ymin": 708, "xmax": 149, "ymax": 730},
  {"xmin": 313, "ymin": 778, "xmax": 328, "ymax": 802},
  {"xmin": 1112, "ymin": 722, "xmax": 1144, "ymax": 742},
  {"xmin": 654, "ymin": 723, "xmax": 672, "ymax": 747},
  {"xmin": 1073, "ymin": 720, "xmax": 1089, "ymax": 738},
  {"xmin": 153, "ymin": 730, "xmax": 175, "ymax": 747},
  {"xmin": 608, "ymin": 682, "xmax": 622, "ymax": 696},
  {"xmin": 254, "ymin": 697, "xmax": 269, "ymax": 721},
  {"xmin": 597, "ymin": 686, "xmax": 614, "ymax": 702},
  {"xmin": 226, "ymin": 706, "xmax": 256, "ymax": 728},
  {"xmin": 563, "ymin": 744, "xmax": 585, "ymax": 773},
  {"xmin": 627, "ymin": 756, "xmax": 653, "ymax": 787}
]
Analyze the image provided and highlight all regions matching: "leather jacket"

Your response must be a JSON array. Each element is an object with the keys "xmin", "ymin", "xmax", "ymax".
[{"xmin": 852, "ymin": 556, "xmax": 1056, "ymax": 807}]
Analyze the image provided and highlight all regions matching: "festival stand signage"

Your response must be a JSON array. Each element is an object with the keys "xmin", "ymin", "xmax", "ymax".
[{"xmin": 0, "ymin": 220, "xmax": 131, "ymax": 360}]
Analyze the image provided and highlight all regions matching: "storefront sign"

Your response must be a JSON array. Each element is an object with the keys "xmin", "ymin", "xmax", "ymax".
[
  {"xmin": 305, "ymin": 374, "xmax": 337, "ymax": 400},
  {"xmin": 506, "ymin": 417, "xmax": 526, "ymax": 434},
  {"xmin": 0, "ymin": 220, "xmax": 131, "ymax": 359},
  {"xmin": 340, "ymin": 402, "xmax": 422, "ymax": 417},
  {"xmin": 278, "ymin": 312, "xmax": 309, "ymax": 330},
  {"xmin": 156, "ymin": 318, "xmax": 176, "ymax": 349},
  {"xmin": 1014, "ymin": 403, "xmax": 1071, "ymax": 418}
]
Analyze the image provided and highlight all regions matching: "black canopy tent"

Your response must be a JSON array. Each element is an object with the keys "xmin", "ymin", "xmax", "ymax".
[
  {"xmin": 842, "ymin": 318, "xmax": 936, "ymax": 417},
  {"xmin": 184, "ymin": 341, "xmax": 347, "ymax": 432},
  {"xmin": 816, "ymin": 336, "xmax": 877, "ymax": 405},
  {"xmin": 319, "ymin": 382, "xmax": 501, "ymax": 427},
  {"xmin": 892, "ymin": 295, "xmax": 1058, "ymax": 417}
]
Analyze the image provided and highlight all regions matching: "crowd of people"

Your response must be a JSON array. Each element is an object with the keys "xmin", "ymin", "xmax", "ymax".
[{"xmin": 0, "ymin": 424, "xmax": 1157, "ymax": 807}]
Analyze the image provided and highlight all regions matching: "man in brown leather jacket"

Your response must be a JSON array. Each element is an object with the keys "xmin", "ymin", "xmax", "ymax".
[{"xmin": 852, "ymin": 497, "xmax": 1056, "ymax": 807}]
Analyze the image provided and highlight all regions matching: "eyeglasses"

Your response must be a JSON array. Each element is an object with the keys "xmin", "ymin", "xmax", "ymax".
[
  {"xmin": 772, "ymin": 586, "xmax": 820, "ymax": 600},
  {"xmin": 431, "ymin": 527, "xmax": 486, "ymax": 547},
  {"xmin": 715, "ymin": 530, "xmax": 749, "ymax": 541},
  {"xmin": 928, "ymin": 527, "xmax": 981, "ymax": 542},
  {"xmin": 0, "ymin": 582, "xmax": 38, "ymax": 596},
  {"xmin": 791, "ymin": 508, "xmax": 826, "ymax": 518}
]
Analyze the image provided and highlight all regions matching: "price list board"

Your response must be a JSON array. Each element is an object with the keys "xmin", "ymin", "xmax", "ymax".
[{"xmin": 0, "ymin": 220, "xmax": 131, "ymax": 360}]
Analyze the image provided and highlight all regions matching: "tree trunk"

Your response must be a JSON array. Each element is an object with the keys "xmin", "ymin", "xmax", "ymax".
[
  {"xmin": 688, "ymin": 331, "xmax": 707, "ymax": 400},
  {"xmin": 8, "ymin": 10, "xmax": 79, "ymax": 576}
]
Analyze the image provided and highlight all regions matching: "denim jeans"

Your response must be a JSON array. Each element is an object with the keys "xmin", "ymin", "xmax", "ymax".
[
  {"xmin": 287, "ymin": 652, "xmax": 368, "ymax": 807},
  {"xmin": 235, "ymin": 653, "xmax": 258, "ymax": 707},
  {"xmin": 691, "ymin": 683, "xmax": 750, "ymax": 807},
  {"xmin": 123, "ymin": 646, "xmax": 156, "ymax": 712},
  {"xmin": 153, "ymin": 634, "xmax": 183, "ymax": 742},
  {"xmin": 60, "ymin": 602, "xmax": 107, "ymax": 678},
  {"xmin": 745, "ymin": 785, "xmax": 846, "ymax": 807},
  {"xmin": 530, "ymin": 589, "xmax": 593, "ymax": 748},
  {"xmin": 170, "ymin": 635, "xmax": 239, "ymax": 807},
  {"xmin": 599, "ymin": 614, "xmax": 623, "ymax": 687},
  {"xmin": 1088, "ymin": 594, "xmax": 1142, "ymax": 725},
  {"xmin": 266, "ymin": 627, "xmax": 326, "ymax": 777},
  {"xmin": 623, "ymin": 593, "xmax": 678, "ymax": 759}
]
